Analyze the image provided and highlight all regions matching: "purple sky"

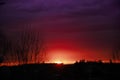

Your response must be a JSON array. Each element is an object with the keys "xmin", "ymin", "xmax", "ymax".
[{"xmin": 0, "ymin": 0, "xmax": 120, "ymax": 61}]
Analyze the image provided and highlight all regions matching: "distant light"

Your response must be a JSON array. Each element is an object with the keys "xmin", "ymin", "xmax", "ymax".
[{"xmin": 54, "ymin": 61, "xmax": 63, "ymax": 64}]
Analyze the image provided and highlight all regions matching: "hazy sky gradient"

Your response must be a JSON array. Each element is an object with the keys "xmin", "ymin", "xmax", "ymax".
[{"xmin": 0, "ymin": 0, "xmax": 120, "ymax": 62}]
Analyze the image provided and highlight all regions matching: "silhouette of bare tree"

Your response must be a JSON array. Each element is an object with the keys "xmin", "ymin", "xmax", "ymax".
[
  {"xmin": 0, "ymin": 30, "xmax": 11, "ymax": 64},
  {"xmin": 11, "ymin": 27, "xmax": 44, "ymax": 64},
  {"xmin": 0, "ymin": 26, "xmax": 45, "ymax": 65},
  {"xmin": 112, "ymin": 46, "xmax": 120, "ymax": 62}
]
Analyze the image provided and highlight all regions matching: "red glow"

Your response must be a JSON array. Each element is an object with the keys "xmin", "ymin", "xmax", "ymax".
[{"xmin": 46, "ymin": 50, "xmax": 78, "ymax": 64}]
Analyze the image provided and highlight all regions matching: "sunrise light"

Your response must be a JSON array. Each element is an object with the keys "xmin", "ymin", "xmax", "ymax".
[
  {"xmin": 54, "ymin": 61, "xmax": 63, "ymax": 64},
  {"xmin": 46, "ymin": 50, "xmax": 76, "ymax": 64}
]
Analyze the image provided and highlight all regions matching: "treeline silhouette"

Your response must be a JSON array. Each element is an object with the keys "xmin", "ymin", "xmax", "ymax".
[{"xmin": 0, "ymin": 62, "xmax": 120, "ymax": 80}]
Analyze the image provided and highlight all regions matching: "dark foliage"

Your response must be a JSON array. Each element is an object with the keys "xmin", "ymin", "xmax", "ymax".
[{"xmin": 0, "ymin": 63, "xmax": 120, "ymax": 80}]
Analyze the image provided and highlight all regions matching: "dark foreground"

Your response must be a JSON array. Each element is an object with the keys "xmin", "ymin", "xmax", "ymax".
[{"xmin": 0, "ymin": 62, "xmax": 120, "ymax": 80}]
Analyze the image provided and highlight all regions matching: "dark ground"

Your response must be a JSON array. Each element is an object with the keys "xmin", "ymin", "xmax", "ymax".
[{"xmin": 0, "ymin": 62, "xmax": 120, "ymax": 80}]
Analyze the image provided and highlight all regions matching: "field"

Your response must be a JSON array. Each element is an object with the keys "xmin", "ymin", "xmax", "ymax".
[{"xmin": 0, "ymin": 62, "xmax": 120, "ymax": 80}]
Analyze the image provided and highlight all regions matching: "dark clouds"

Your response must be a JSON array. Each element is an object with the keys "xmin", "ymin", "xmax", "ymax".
[
  {"xmin": 0, "ymin": 0, "xmax": 119, "ymax": 34},
  {"xmin": 1, "ymin": 0, "xmax": 119, "ymax": 15},
  {"xmin": 0, "ymin": 0, "xmax": 119, "ymax": 40},
  {"xmin": 0, "ymin": 0, "xmax": 119, "ymax": 28}
]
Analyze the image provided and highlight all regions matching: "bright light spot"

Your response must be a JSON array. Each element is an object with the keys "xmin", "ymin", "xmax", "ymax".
[
  {"xmin": 47, "ymin": 50, "xmax": 79, "ymax": 64},
  {"xmin": 54, "ymin": 61, "xmax": 63, "ymax": 64}
]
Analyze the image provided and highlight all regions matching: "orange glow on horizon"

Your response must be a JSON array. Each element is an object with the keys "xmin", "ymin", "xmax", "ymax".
[
  {"xmin": 54, "ymin": 61, "xmax": 63, "ymax": 64},
  {"xmin": 46, "ymin": 50, "xmax": 78, "ymax": 64}
]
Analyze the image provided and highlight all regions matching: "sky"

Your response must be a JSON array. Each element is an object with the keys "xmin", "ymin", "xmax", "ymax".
[{"xmin": 0, "ymin": 0, "xmax": 120, "ymax": 63}]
